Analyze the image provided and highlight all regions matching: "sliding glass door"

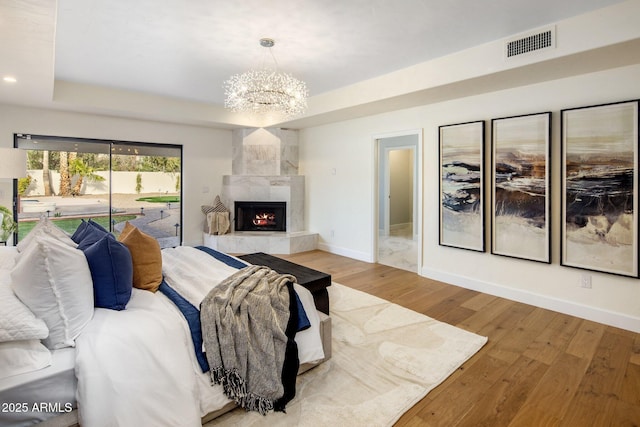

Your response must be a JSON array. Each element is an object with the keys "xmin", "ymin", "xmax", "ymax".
[
  {"xmin": 110, "ymin": 141, "xmax": 182, "ymax": 247},
  {"xmin": 15, "ymin": 134, "xmax": 182, "ymax": 248}
]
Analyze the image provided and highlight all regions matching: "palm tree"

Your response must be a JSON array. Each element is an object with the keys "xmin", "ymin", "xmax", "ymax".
[
  {"xmin": 59, "ymin": 152, "xmax": 71, "ymax": 196},
  {"xmin": 70, "ymin": 158, "xmax": 105, "ymax": 196},
  {"xmin": 42, "ymin": 150, "xmax": 52, "ymax": 196}
]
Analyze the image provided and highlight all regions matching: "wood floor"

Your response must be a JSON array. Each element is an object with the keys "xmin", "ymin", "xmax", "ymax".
[{"xmin": 279, "ymin": 250, "xmax": 640, "ymax": 427}]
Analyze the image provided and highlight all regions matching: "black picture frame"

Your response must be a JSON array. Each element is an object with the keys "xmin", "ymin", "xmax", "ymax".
[
  {"xmin": 439, "ymin": 120, "xmax": 485, "ymax": 252},
  {"xmin": 491, "ymin": 112, "xmax": 551, "ymax": 263},
  {"xmin": 561, "ymin": 100, "xmax": 639, "ymax": 278}
]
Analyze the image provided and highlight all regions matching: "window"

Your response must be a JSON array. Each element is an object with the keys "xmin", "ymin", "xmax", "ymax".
[{"xmin": 15, "ymin": 134, "xmax": 182, "ymax": 248}]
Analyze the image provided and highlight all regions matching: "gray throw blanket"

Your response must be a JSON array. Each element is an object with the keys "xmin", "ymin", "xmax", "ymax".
[{"xmin": 200, "ymin": 265, "xmax": 295, "ymax": 414}]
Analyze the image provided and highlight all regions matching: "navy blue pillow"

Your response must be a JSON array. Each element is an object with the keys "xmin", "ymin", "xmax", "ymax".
[
  {"xmin": 88, "ymin": 219, "xmax": 108, "ymax": 233},
  {"xmin": 82, "ymin": 234, "xmax": 133, "ymax": 310},
  {"xmin": 71, "ymin": 219, "xmax": 89, "ymax": 243},
  {"xmin": 72, "ymin": 219, "xmax": 109, "ymax": 245},
  {"xmin": 76, "ymin": 224, "xmax": 109, "ymax": 250}
]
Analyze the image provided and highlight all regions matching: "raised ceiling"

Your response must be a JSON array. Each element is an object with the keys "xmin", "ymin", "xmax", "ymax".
[{"xmin": 0, "ymin": 0, "xmax": 633, "ymax": 128}]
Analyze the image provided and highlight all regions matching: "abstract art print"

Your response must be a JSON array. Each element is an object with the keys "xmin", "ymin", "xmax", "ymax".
[
  {"xmin": 561, "ymin": 100, "xmax": 639, "ymax": 277},
  {"xmin": 491, "ymin": 112, "xmax": 551, "ymax": 263},
  {"xmin": 439, "ymin": 121, "xmax": 485, "ymax": 252}
]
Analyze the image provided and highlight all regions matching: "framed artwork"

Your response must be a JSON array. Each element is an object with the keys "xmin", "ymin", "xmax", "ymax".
[
  {"xmin": 561, "ymin": 100, "xmax": 639, "ymax": 277},
  {"xmin": 439, "ymin": 121, "xmax": 485, "ymax": 252},
  {"xmin": 491, "ymin": 112, "xmax": 551, "ymax": 263}
]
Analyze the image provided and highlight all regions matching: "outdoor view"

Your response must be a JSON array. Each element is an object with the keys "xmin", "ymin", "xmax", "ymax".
[{"xmin": 16, "ymin": 136, "xmax": 182, "ymax": 248}]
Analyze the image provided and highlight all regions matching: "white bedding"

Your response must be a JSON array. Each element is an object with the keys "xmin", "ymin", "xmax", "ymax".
[
  {"xmin": 0, "ymin": 347, "xmax": 76, "ymax": 427},
  {"xmin": 75, "ymin": 246, "xmax": 324, "ymax": 427},
  {"xmin": 75, "ymin": 288, "xmax": 230, "ymax": 427},
  {"xmin": 0, "ymin": 246, "xmax": 18, "ymax": 270},
  {"xmin": 161, "ymin": 247, "xmax": 325, "ymax": 365}
]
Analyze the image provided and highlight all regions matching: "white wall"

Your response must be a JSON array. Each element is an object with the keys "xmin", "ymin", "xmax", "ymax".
[
  {"xmin": 0, "ymin": 105, "xmax": 232, "ymax": 245},
  {"xmin": 300, "ymin": 63, "xmax": 640, "ymax": 332}
]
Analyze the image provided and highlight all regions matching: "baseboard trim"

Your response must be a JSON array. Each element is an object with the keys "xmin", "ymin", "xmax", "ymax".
[
  {"xmin": 318, "ymin": 242, "xmax": 373, "ymax": 263},
  {"xmin": 422, "ymin": 266, "xmax": 640, "ymax": 333}
]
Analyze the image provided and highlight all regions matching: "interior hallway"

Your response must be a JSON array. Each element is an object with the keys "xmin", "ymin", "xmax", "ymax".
[{"xmin": 378, "ymin": 223, "xmax": 418, "ymax": 273}]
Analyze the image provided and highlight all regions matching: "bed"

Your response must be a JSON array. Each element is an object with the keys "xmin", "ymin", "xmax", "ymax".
[{"xmin": 0, "ymin": 219, "xmax": 331, "ymax": 427}]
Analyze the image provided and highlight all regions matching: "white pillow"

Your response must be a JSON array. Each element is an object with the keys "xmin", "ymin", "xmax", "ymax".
[
  {"xmin": 11, "ymin": 233, "xmax": 94, "ymax": 349},
  {"xmin": 0, "ymin": 270, "xmax": 48, "ymax": 342},
  {"xmin": 0, "ymin": 340, "xmax": 52, "ymax": 379},
  {"xmin": 16, "ymin": 217, "xmax": 76, "ymax": 253}
]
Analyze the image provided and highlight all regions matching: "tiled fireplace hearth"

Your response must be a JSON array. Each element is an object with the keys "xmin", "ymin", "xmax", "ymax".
[{"xmin": 203, "ymin": 128, "xmax": 318, "ymax": 254}]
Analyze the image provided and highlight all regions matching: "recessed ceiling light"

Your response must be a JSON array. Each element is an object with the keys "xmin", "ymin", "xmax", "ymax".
[{"xmin": 3, "ymin": 76, "xmax": 17, "ymax": 83}]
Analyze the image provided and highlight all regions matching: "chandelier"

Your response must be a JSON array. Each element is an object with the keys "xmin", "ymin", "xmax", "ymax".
[{"xmin": 224, "ymin": 38, "xmax": 308, "ymax": 119}]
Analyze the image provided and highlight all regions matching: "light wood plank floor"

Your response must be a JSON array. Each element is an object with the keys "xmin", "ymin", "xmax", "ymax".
[{"xmin": 279, "ymin": 250, "xmax": 640, "ymax": 427}]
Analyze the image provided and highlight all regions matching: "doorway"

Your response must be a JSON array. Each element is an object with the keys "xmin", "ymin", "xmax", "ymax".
[{"xmin": 375, "ymin": 131, "xmax": 421, "ymax": 273}]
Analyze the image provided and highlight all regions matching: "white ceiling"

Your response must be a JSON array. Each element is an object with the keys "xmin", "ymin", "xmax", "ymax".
[{"xmin": 0, "ymin": 0, "xmax": 631, "ymax": 128}]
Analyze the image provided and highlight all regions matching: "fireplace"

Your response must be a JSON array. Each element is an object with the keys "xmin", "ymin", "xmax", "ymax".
[
  {"xmin": 208, "ymin": 129, "xmax": 318, "ymax": 253},
  {"xmin": 235, "ymin": 201, "xmax": 287, "ymax": 232}
]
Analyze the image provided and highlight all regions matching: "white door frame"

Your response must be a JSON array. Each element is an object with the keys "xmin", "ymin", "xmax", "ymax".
[{"xmin": 372, "ymin": 129, "xmax": 423, "ymax": 272}]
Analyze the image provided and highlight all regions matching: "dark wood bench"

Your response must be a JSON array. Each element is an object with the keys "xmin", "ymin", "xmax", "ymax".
[{"xmin": 238, "ymin": 252, "xmax": 331, "ymax": 315}]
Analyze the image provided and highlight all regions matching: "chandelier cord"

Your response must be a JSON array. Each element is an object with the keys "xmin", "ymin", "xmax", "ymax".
[
  {"xmin": 267, "ymin": 46, "xmax": 279, "ymax": 70},
  {"xmin": 258, "ymin": 38, "xmax": 279, "ymax": 71}
]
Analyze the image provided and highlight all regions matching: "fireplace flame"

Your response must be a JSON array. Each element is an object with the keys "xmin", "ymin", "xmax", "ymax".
[{"xmin": 252, "ymin": 212, "xmax": 276, "ymax": 226}]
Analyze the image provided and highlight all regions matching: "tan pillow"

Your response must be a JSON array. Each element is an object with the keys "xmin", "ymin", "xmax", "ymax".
[{"xmin": 117, "ymin": 222, "xmax": 162, "ymax": 292}]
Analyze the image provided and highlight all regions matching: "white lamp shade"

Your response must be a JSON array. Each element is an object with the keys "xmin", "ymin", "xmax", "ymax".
[{"xmin": 0, "ymin": 148, "xmax": 27, "ymax": 179}]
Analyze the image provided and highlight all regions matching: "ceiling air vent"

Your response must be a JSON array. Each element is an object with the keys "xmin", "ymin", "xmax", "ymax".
[{"xmin": 505, "ymin": 26, "xmax": 555, "ymax": 59}]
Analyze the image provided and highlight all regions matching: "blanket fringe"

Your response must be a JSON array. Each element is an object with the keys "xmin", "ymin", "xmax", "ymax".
[{"xmin": 211, "ymin": 365, "xmax": 275, "ymax": 415}]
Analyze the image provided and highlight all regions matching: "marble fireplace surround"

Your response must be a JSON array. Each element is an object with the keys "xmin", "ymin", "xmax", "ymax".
[
  {"xmin": 205, "ymin": 128, "xmax": 317, "ymax": 254},
  {"xmin": 223, "ymin": 175, "xmax": 304, "ymax": 232}
]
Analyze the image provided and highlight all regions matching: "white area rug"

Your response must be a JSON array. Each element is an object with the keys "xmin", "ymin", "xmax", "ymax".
[{"xmin": 209, "ymin": 283, "xmax": 487, "ymax": 427}]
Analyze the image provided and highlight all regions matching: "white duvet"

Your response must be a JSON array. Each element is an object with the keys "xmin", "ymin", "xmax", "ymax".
[{"xmin": 75, "ymin": 246, "xmax": 324, "ymax": 427}]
